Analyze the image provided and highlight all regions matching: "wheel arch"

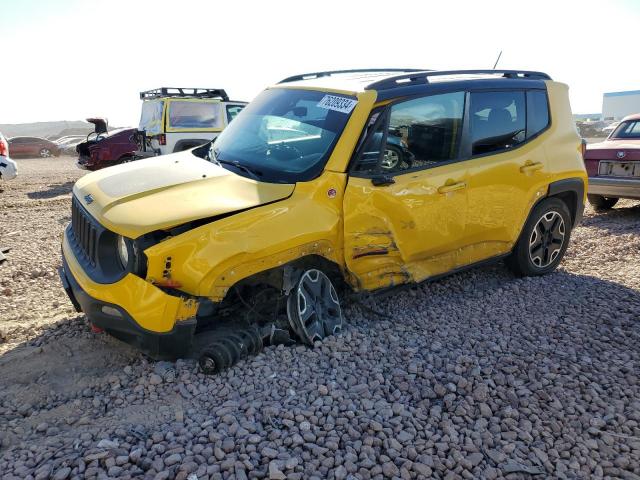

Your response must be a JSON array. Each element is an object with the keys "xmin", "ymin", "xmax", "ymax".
[
  {"xmin": 173, "ymin": 139, "xmax": 209, "ymax": 153},
  {"xmin": 547, "ymin": 177, "xmax": 585, "ymax": 228},
  {"xmin": 229, "ymin": 254, "xmax": 349, "ymax": 295},
  {"xmin": 512, "ymin": 177, "xmax": 585, "ymax": 254}
]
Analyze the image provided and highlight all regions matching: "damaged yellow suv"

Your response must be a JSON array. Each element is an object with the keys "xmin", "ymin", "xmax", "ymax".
[{"xmin": 60, "ymin": 69, "xmax": 587, "ymax": 372}]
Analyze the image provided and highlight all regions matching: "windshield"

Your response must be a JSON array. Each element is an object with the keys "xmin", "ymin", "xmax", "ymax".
[
  {"xmin": 611, "ymin": 120, "xmax": 640, "ymax": 139},
  {"xmin": 202, "ymin": 88, "xmax": 357, "ymax": 183}
]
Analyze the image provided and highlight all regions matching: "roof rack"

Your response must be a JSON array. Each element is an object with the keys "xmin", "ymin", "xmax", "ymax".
[
  {"xmin": 278, "ymin": 68, "xmax": 428, "ymax": 84},
  {"xmin": 367, "ymin": 69, "xmax": 552, "ymax": 90},
  {"xmin": 139, "ymin": 87, "xmax": 229, "ymax": 101}
]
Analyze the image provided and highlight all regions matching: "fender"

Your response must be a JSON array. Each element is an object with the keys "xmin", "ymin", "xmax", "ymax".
[{"xmin": 547, "ymin": 177, "xmax": 585, "ymax": 227}]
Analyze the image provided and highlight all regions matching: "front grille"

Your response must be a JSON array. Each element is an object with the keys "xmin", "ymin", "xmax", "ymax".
[{"xmin": 71, "ymin": 197, "xmax": 98, "ymax": 266}]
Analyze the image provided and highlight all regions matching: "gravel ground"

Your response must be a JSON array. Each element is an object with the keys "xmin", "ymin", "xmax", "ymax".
[{"xmin": 1, "ymin": 156, "xmax": 639, "ymax": 480}]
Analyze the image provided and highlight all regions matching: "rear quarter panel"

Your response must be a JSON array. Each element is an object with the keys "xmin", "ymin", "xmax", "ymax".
[{"xmin": 544, "ymin": 81, "xmax": 588, "ymax": 200}]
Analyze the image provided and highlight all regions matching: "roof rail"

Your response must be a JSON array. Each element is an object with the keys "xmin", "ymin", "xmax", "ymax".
[
  {"xmin": 366, "ymin": 69, "xmax": 552, "ymax": 90},
  {"xmin": 139, "ymin": 87, "xmax": 229, "ymax": 101},
  {"xmin": 278, "ymin": 68, "xmax": 429, "ymax": 84}
]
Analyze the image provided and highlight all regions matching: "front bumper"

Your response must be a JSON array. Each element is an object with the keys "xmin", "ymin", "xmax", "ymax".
[
  {"xmin": 60, "ymin": 230, "xmax": 199, "ymax": 359},
  {"xmin": 76, "ymin": 155, "xmax": 93, "ymax": 170},
  {"xmin": 588, "ymin": 176, "xmax": 640, "ymax": 200}
]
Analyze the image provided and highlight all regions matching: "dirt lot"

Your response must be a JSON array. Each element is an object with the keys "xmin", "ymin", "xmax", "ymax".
[{"xmin": 1, "ymin": 156, "xmax": 639, "ymax": 480}]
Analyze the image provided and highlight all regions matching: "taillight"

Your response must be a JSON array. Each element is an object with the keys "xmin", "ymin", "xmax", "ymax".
[
  {"xmin": 581, "ymin": 139, "xmax": 587, "ymax": 159},
  {"xmin": 158, "ymin": 134, "xmax": 166, "ymax": 146},
  {"xmin": 0, "ymin": 139, "xmax": 7, "ymax": 157}
]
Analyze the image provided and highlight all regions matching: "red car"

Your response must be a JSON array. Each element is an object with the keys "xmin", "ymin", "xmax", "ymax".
[
  {"xmin": 585, "ymin": 113, "xmax": 640, "ymax": 210},
  {"xmin": 7, "ymin": 136, "xmax": 60, "ymax": 158},
  {"xmin": 76, "ymin": 118, "xmax": 138, "ymax": 171}
]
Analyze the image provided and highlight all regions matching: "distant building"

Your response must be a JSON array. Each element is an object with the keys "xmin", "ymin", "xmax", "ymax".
[{"xmin": 602, "ymin": 90, "xmax": 640, "ymax": 120}]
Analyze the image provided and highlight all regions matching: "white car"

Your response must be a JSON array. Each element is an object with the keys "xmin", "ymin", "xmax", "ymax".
[
  {"xmin": 137, "ymin": 87, "xmax": 246, "ymax": 157},
  {"xmin": 0, "ymin": 132, "xmax": 17, "ymax": 181},
  {"xmin": 55, "ymin": 136, "xmax": 86, "ymax": 156}
]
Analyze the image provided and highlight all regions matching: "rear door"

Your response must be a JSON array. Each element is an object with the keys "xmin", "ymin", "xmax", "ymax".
[
  {"xmin": 464, "ymin": 89, "xmax": 551, "ymax": 263},
  {"xmin": 343, "ymin": 91, "xmax": 469, "ymax": 290},
  {"xmin": 28, "ymin": 137, "xmax": 43, "ymax": 156}
]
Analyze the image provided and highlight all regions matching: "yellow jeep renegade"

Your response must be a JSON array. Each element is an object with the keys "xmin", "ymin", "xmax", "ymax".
[{"xmin": 60, "ymin": 69, "xmax": 587, "ymax": 372}]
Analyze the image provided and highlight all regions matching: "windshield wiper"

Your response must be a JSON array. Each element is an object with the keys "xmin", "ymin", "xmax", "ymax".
[
  {"xmin": 210, "ymin": 146, "xmax": 263, "ymax": 181},
  {"xmin": 218, "ymin": 160, "xmax": 263, "ymax": 181}
]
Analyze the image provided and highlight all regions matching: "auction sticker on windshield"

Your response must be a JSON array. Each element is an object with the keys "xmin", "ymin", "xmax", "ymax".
[{"xmin": 317, "ymin": 95, "xmax": 358, "ymax": 114}]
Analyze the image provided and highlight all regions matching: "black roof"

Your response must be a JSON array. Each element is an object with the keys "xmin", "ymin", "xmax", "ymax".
[
  {"xmin": 277, "ymin": 69, "xmax": 552, "ymax": 99},
  {"xmin": 140, "ymin": 87, "xmax": 229, "ymax": 101}
]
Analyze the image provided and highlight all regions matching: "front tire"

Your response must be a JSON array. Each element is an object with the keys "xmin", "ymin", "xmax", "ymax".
[
  {"xmin": 507, "ymin": 197, "xmax": 572, "ymax": 277},
  {"xmin": 587, "ymin": 194, "xmax": 618, "ymax": 211},
  {"xmin": 39, "ymin": 148, "xmax": 51, "ymax": 158},
  {"xmin": 286, "ymin": 269, "xmax": 343, "ymax": 345}
]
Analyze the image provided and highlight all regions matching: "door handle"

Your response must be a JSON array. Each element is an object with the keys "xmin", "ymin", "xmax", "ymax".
[
  {"xmin": 520, "ymin": 161, "xmax": 544, "ymax": 174},
  {"xmin": 437, "ymin": 182, "xmax": 466, "ymax": 194}
]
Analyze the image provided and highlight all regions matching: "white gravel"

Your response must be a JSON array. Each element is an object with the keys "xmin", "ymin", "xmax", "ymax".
[{"xmin": 1, "ymin": 156, "xmax": 639, "ymax": 479}]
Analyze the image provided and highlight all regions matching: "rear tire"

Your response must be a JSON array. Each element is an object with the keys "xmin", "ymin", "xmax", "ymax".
[
  {"xmin": 507, "ymin": 197, "xmax": 572, "ymax": 277},
  {"xmin": 587, "ymin": 194, "xmax": 618, "ymax": 211}
]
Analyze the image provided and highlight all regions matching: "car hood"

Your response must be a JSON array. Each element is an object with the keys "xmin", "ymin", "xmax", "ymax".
[{"xmin": 73, "ymin": 150, "xmax": 295, "ymax": 238}]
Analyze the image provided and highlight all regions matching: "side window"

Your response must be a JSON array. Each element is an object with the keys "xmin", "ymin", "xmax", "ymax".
[
  {"xmin": 226, "ymin": 105, "xmax": 244, "ymax": 123},
  {"xmin": 386, "ymin": 92, "xmax": 464, "ymax": 173},
  {"xmin": 352, "ymin": 110, "xmax": 386, "ymax": 173},
  {"xmin": 526, "ymin": 90, "xmax": 550, "ymax": 138},
  {"xmin": 354, "ymin": 92, "xmax": 465, "ymax": 175},
  {"xmin": 168, "ymin": 101, "xmax": 223, "ymax": 129},
  {"xmin": 470, "ymin": 91, "xmax": 525, "ymax": 156}
]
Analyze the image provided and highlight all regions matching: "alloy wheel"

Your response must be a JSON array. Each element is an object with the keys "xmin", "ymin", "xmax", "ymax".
[
  {"xmin": 287, "ymin": 269, "xmax": 342, "ymax": 345},
  {"xmin": 40, "ymin": 148, "xmax": 51, "ymax": 158},
  {"xmin": 381, "ymin": 148, "xmax": 400, "ymax": 169},
  {"xmin": 529, "ymin": 211, "xmax": 565, "ymax": 268}
]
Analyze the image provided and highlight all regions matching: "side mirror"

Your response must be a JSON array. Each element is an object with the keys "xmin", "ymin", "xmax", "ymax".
[{"xmin": 371, "ymin": 174, "xmax": 395, "ymax": 187}]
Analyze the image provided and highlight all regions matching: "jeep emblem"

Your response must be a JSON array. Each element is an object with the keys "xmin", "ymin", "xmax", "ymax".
[
  {"xmin": 84, "ymin": 194, "xmax": 94, "ymax": 204},
  {"xmin": 617, "ymin": 151, "xmax": 626, "ymax": 159}
]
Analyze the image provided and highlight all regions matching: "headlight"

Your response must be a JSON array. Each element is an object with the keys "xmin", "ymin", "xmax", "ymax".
[{"xmin": 116, "ymin": 235, "xmax": 129, "ymax": 268}]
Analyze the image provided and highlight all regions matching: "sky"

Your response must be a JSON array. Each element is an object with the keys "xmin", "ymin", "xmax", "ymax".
[{"xmin": 2, "ymin": 0, "xmax": 639, "ymax": 126}]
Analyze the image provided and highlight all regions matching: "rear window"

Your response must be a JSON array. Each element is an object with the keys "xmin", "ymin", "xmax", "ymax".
[
  {"xmin": 526, "ymin": 90, "xmax": 550, "ymax": 138},
  {"xmin": 139, "ymin": 100, "xmax": 164, "ymax": 135},
  {"xmin": 168, "ymin": 101, "xmax": 223, "ymax": 130},
  {"xmin": 611, "ymin": 120, "xmax": 640, "ymax": 139},
  {"xmin": 471, "ymin": 91, "xmax": 526, "ymax": 155}
]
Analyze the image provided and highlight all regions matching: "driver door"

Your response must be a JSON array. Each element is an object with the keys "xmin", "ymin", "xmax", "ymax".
[{"xmin": 343, "ymin": 91, "xmax": 471, "ymax": 291}]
